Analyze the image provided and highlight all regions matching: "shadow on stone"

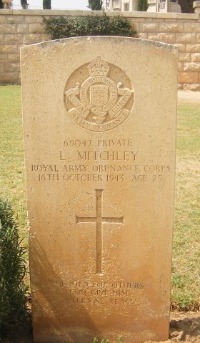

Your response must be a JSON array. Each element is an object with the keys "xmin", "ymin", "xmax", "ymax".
[{"xmin": 29, "ymin": 238, "xmax": 99, "ymax": 342}]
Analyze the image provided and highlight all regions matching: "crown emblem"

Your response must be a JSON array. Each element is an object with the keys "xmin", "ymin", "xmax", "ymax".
[
  {"xmin": 64, "ymin": 58, "xmax": 134, "ymax": 132},
  {"xmin": 88, "ymin": 57, "xmax": 109, "ymax": 77}
]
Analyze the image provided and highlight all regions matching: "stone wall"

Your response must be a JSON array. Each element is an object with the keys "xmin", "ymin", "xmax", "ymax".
[{"xmin": 0, "ymin": 9, "xmax": 200, "ymax": 90}]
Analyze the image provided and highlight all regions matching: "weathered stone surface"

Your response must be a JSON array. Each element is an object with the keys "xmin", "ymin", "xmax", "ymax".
[
  {"xmin": 178, "ymin": 62, "xmax": 184, "ymax": 71},
  {"xmin": 159, "ymin": 23, "xmax": 184, "ymax": 32},
  {"xmin": 186, "ymin": 44, "xmax": 200, "ymax": 52},
  {"xmin": 179, "ymin": 52, "xmax": 191, "ymax": 61},
  {"xmin": 145, "ymin": 18, "xmax": 164, "ymax": 22},
  {"xmin": 23, "ymin": 33, "xmax": 43, "ymax": 44},
  {"xmin": 4, "ymin": 62, "xmax": 20, "ymax": 73},
  {"xmin": 17, "ymin": 24, "xmax": 29, "ymax": 34},
  {"xmin": 41, "ymin": 33, "xmax": 50, "ymax": 42},
  {"xmin": 0, "ymin": 72, "xmax": 19, "ymax": 84},
  {"xmin": 0, "ymin": 24, "xmax": 16, "ymax": 34},
  {"xmin": 8, "ymin": 53, "xmax": 20, "ymax": 62},
  {"xmin": 0, "ymin": 16, "xmax": 7, "ymax": 23},
  {"xmin": 29, "ymin": 23, "xmax": 44, "ymax": 34},
  {"xmin": 4, "ymin": 34, "xmax": 23, "ymax": 44},
  {"xmin": 138, "ymin": 33, "xmax": 148, "ymax": 39},
  {"xmin": 183, "ymin": 22, "xmax": 200, "ymax": 33},
  {"xmin": 7, "ymin": 15, "xmax": 25, "ymax": 23},
  {"xmin": 191, "ymin": 52, "xmax": 200, "ymax": 61},
  {"xmin": 183, "ymin": 62, "xmax": 200, "ymax": 71},
  {"xmin": 148, "ymin": 33, "xmax": 176, "ymax": 43},
  {"xmin": 132, "ymin": 18, "xmax": 146, "ymax": 23},
  {"xmin": 24, "ymin": 15, "xmax": 43, "ymax": 23},
  {"xmin": 176, "ymin": 33, "xmax": 197, "ymax": 44},
  {"xmin": 140, "ymin": 23, "xmax": 159, "ymax": 32},
  {"xmin": 178, "ymin": 71, "xmax": 199, "ymax": 83},
  {"xmin": 0, "ymin": 44, "xmax": 18, "ymax": 53},
  {"xmin": 21, "ymin": 37, "xmax": 177, "ymax": 343},
  {"xmin": 0, "ymin": 54, "xmax": 5, "ymax": 62},
  {"xmin": 182, "ymin": 82, "xmax": 200, "ymax": 90},
  {"xmin": 174, "ymin": 43, "xmax": 186, "ymax": 52},
  {"xmin": 0, "ymin": 11, "xmax": 199, "ymax": 88},
  {"xmin": 178, "ymin": 83, "xmax": 183, "ymax": 90}
]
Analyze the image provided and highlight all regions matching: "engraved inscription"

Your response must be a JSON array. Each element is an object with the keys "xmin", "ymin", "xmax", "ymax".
[
  {"xmin": 53, "ymin": 280, "xmax": 145, "ymax": 306},
  {"xmin": 64, "ymin": 57, "xmax": 134, "ymax": 132},
  {"xmin": 76, "ymin": 189, "xmax": 124, "ymax": 274},
  {"xmin": 30, "ymin": 138, "xmax": 172, "ymax": 184}
]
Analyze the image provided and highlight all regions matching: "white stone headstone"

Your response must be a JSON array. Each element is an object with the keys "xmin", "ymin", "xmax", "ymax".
[{"xmin": 21, "ymin": 37, "xmax": 178, "ymax": 343}]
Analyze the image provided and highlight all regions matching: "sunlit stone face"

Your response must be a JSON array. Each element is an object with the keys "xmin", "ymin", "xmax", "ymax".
[{"xmin": 21, "ymin": 36, "xmax": 177, "ymax": 343}]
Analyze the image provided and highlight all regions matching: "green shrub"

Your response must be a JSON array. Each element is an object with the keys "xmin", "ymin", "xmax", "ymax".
[
  {"xmin": 0, "ymin": 199, "xmax": 28, "ymax": 337},
  {"xmin": 92, "ymin": 337, "xmax": 123, "ymax": 343},
  {"xmin": 138, "ymin": 0, "xmax": 148, "ymax": 11},
  {"xmin": 43, "ymin": 15, "xmax": 137, "ymax": 40}
]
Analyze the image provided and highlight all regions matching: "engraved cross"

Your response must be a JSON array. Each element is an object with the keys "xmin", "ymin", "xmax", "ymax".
[{"xmin": 76, "ymin": 189, "xmax": 124, "ymax": 274}]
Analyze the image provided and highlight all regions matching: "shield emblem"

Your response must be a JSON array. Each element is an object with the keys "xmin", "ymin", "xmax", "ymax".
[{"xmin": 90, "ymin": 85, "xmax": 109, "ymax": 107}]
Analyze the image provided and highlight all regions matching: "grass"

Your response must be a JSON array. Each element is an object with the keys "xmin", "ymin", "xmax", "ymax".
[
  {"xmin": 0, "ymin": 86, "xmax": 27, "ymax": 242},
  {"xmin": 172, "ymin": 103, "xmax": 200, "ymax": 311},
  {"xmin": 92, "ymin": 338, "xmax": 123, "ymax": 343},
  {"xmin": 0, "ymin": 85, "xmax": 199, "ymax": 311}
]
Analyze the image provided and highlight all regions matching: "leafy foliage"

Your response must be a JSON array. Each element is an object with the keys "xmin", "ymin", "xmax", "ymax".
[
  {"xmin": 43, "ymin": 15, "xmax": 136, "ymax": 40},
  {"xmin": 179, "ymin": 0, "xmax": 194, "ymax": 13},
  {"xmin": 138, "ymin": 0, "xmax": 148, "ymax": 11},
  {"xmin": 0, "ymin": 199, "xmax": 28, "ymax": 336},
  {"xmin": 92, "ymin": 337, "xmax": 123, "ymax": 343},
  {"xmin": 88, "ymin": 0, "xmax": 103, "ymax": 10},
  {"xmin": 43, "ymin": 0, "xmax": 51, "ymax": 9}
]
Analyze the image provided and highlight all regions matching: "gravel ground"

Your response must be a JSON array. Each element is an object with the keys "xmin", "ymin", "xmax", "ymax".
[{"xmin": 144, "ymin": 312, "xmax": 200, "ymax": 343}]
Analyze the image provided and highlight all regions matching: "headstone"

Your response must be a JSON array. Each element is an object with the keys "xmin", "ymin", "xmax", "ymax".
[{"xmin": 21, "ymin": 37, "xmax": 178, "ymax": 343}]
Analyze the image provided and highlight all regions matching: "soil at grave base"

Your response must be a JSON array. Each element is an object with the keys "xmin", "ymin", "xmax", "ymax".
[
  {"xmin": 144, "ymin": 312, "xmax": 200, "ymax": 343},
  {"xmin": 3, "ymin": 311, "xmax": 200, "ymax": 343}
]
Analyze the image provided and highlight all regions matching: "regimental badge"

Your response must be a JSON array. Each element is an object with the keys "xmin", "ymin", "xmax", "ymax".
[{"xmin": 64, "ymin": 57, "xmax": 134, "ymax": 132}]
